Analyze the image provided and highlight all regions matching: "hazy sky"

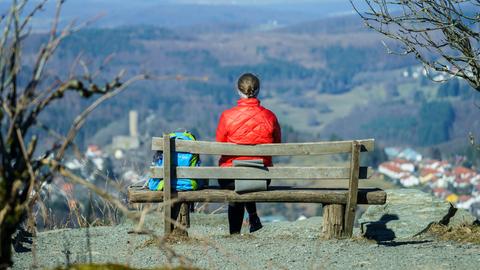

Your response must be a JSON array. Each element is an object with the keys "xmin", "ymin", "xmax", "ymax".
[
  {"xmin": 164, "ymin": 0, "xmax": 339, "ymax": 4},
  {"xmin": 19, "ymin": 0, "xmax": 354, "ymax": 30},
  {"xmin": 79, "ymin": 0, "xmax": 340, "ymax": 4},
  {"xmin": 37, "ymin": 0, "xmax": 344, "ymax": 6}
]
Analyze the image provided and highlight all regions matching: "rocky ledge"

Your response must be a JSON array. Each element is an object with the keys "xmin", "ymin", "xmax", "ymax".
[{"xmin": 359, "ymin": 189, "xmax": 478, "ymax": 241}]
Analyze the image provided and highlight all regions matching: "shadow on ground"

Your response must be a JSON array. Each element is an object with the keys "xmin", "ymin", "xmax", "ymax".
[
  {"xmin": 362, "ymin": 214, "xmax": 398, "ymax": 241},
  {"xmin": 361, "ymin": 214, "xmax": 433, "ymax": 246}
]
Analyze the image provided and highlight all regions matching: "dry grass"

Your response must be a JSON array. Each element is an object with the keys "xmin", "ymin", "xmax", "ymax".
[
  {"xmin": 53, "ymin": 264, "xmax": 200, "ymax": 270},
  {"xmin": 136, "ymin": 237, "xmax": 163, "ymax": 249},
  {"xmin": 136, "ymin": 234, "xmax": 194, "ymax": 250},
  {"xmin": 427, "ymin": 223, "xmax": 480, "ymax": 244},
  {"xmin": 349, "ymin": 234, "xmax": 378, "ymax": 244}
]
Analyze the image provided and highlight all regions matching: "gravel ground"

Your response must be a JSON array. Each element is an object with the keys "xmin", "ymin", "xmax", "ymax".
[{"xmin": 12, "ymin": 213, "xmax": 480, "ymax": 270}]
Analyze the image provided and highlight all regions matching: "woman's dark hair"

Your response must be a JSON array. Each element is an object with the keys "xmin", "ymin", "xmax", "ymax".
[{"xmin": 237, "ymin": 73, "xmax": 260, "ymax": 98}]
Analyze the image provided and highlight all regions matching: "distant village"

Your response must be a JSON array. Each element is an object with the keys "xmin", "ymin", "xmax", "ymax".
[{"xmin": 378, "ymin": 147, "xmax": 480, "ymax": 219}]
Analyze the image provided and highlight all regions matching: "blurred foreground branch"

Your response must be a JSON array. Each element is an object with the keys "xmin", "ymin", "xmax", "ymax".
[{"xmin": 0, "ymin": 1, "xmax": 147, "ymax": 267}]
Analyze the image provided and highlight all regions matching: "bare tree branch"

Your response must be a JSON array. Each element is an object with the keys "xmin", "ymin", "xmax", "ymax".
[
  {"xmin": 351, "ymin": 0, "xmax": 480, "ymax": 91},
  {"xmin": 55, "ymin": 73, "xmax": 147, "ymax": 161}
]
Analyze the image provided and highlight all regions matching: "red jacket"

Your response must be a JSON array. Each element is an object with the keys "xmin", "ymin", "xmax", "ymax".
[{"xmin": 216, "ymin": 98, "xmax": 281, "ymax": 167}]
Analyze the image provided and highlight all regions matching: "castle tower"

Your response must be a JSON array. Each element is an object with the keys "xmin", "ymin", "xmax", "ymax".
[{"xmin": 129, "ymin": 110, "xmax": 138, "ymax": 138}]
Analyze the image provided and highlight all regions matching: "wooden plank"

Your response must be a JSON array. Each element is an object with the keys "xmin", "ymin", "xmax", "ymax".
[
  {"xmin": 344, "ymin": 141, "xmax": 361, "ymax": 238},
  {"xmin": 322, "ymin": 204, "xmax": 345, "ymax": 239},
  {"xmin": 150, "ymin": 166, "xmax": 372, "ymax": 180},
  {"xmin": 163, "ymin": 134, "xmax": 174, "ymax": 235},
  {"xmin": 151, "ymin": 138, "xmax": 374, "ymax": 155},
  {"xmin": 127, "ymin": 186, "xmax": 387, "ymax": 205}
]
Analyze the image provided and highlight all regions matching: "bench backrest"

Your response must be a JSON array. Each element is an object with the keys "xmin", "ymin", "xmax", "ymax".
[{"xmin": 150, "ymin": 136, "xmax": 374, "ymax": 181}]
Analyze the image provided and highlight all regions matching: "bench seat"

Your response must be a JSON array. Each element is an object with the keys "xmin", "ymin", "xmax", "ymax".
[{"xmin": 128, "ymin": 186, "xmax": 386, "ymax": 205}]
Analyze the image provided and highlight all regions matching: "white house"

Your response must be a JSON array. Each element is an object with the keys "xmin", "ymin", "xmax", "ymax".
[{"xmin": 399, "ymin": 174, "xmax": 420, "ymax": 187}]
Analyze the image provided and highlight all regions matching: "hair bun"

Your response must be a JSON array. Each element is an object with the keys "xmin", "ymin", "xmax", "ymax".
[{"xmin": 237, "ymin": 73, "xmax": 260, "ymax": 98}]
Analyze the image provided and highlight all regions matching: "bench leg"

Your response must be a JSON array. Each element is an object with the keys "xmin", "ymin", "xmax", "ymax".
[
  {"xmin": 171, "ymin": 202, "xmax": 190, "ymax": 237},
  {"xmin": 164, "ymin": 202, "xmax": 173, "ymax": 235},
  {"xmin": 322, "ymin": 204, "xmax": 345, "ymax": 239}
]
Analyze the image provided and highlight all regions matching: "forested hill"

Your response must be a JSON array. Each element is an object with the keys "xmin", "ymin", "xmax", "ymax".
[{"xmin": 25, "ymin": 16, "xmax": 480, "ymax": 158}]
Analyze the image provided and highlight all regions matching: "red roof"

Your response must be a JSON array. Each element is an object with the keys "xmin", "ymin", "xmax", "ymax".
[
  {"xmin": 393, "ymin": 158, "xmax": 411, "ymax": 164},
  {"xmin": 380, "ymin": 163, "xmax": 403, "ymax": 173},
  {"xmin": 458, "ymin": 195, "xmax": 472, "ymax": 202},
  {"xmin": 453, "ymin": 166, "xmax": 474, "ymax": 175},
  {"xmin": 62, "ymin": 183, "xmax": 74, "ymax": 194},
  {"xmin": 433, "ymin": 188, "xmax": 446, "ymax": 194},
  {"xmin": 439, "ymin": 161, "xmax": 450, "ymax": 166},
  {"xmin": 420, "ymin": 168, "xmax": 440, "ymax": 177},
  {"xmin": 88, "ymin": 145, "xmax": 100, "ymax": 151}
]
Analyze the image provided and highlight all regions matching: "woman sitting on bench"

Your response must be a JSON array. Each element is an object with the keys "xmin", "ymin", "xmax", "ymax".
[{"xmin": 216, "ymin": 73, "xmax": 282, "ymax": 234}]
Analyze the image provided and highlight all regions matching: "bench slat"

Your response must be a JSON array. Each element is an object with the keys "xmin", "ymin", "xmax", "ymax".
[
  {"xmin": 151, "ymin": 138, "xmax": 374, "ymax": 155},
  {"xmin": 150, "ymin": 166, "xmax": 372, "ymax": 179},
  {"xmin": 344, "ymin": 141, "xmax": 361, "ymax": 237},
  {"xmin": 127, "ymin": 186, "xmax": 386, "ymax": 205}
]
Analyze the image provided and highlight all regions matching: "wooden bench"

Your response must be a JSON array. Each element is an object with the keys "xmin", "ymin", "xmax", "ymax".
[{"xmin": 127, "ymin": 135, "xmax": 387, "ymax": 239}]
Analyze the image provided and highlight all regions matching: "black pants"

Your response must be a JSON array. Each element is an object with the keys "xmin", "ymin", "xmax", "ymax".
[{"xmin": 219, "ymin": 180, "xmax": 267, "ymax": 234}]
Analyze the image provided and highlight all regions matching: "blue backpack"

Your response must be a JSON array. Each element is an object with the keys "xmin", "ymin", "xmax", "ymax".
[{"xmin": 147, "ymin": 132, "xmax": 201, "ymax": 191}]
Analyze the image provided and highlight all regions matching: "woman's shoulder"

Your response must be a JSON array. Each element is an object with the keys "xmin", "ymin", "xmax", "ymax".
[
  {"xmin": 220, "ymin": 106, "xmax": 237, "ymax": 117},
  {"xmin": 259, "ymin": 106, "xmax": 279, "ymax": 120}
]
